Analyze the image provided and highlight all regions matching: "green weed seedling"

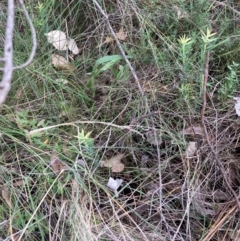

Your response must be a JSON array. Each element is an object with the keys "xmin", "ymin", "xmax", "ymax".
[
  {"xmin": 75, "ymin": 129, "xmax": 97, "ymax": 166},
  {"xmin": 16, "ymin": 110, "xmax": 52, "ymax": 144},
  {"xmin": 87, "ymin": 54, "xmax": 131, "ymax": 94},
  {"xmin": 178, "ymin": 34, "xmax": 194, "ymax": 75},
  {"xmin": 177, "ymin": 29, "xmax": 219, "ymax": 103},
  {"xmin": 218, "ymin": 61, "xmax": 239, "ymax": 100},
  {"xmin": 114, "ymin": 64, "xmax": 130, "ymax": 82}
]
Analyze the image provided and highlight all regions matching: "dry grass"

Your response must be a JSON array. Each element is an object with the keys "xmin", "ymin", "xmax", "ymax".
[{"xmin": 1, "ymin": 0, "xmax": 240, "ymax": 240}]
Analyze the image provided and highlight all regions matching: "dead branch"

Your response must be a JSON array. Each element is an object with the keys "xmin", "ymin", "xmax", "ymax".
[
  {"xmin": 0, "ymin": 0, "xmax": 37, "ymax": 105},
  {"xmin": 0, "ymin": 0, "xmax": 14, "ymax": 105},
  {"xmin": 14, "ymin": 0, "xmax": 37, "ymax": 69}
]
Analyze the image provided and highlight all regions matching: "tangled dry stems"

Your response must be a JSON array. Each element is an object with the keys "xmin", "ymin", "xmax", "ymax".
[{"xmin": 1, "ymin": 0, "xmax": 240, "ymax": 240}]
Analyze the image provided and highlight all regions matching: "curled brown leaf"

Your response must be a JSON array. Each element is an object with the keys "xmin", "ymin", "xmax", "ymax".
[
  {"xmin": 116, "ymin": 27, "xmax": 127, "ymax": 41},
  {"xmin": 51, "ymin": 54, "xmax": 75, "ymax": 72},
  {"xmin": 50, "ymin": 151, "xmax": 67, "ymax": 173},
  {"xmin": 100, "ymin": 153, "xmax": 125, "ymax": 173},
  {"xmin": 182, "ymin": 126, "xmax": 203, "ymax": 136}
]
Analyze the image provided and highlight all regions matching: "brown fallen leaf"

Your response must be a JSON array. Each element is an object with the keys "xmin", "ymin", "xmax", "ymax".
[
  {"xmin": 145, "ymin": 129, "xmax": 162, "ymax": 146},
  {"xmin": 182, "ymin": 126, "xmax": 203, "ymax": 136},
  {"xmin": 45, "ymin": 30, "xmax": 68, "ymax": 50},
  {"xmin": 116, "ymin": 27, "xmax": 127, "ymax": 41},
  {"xmin": 100, "ymin": 153, "xmax": 125, "ymax": 172},
  {"xmin": 185, "ymin": 141, "xmax": 197, "ymax": 158},
  {"xmin": 99, "ymin": 27, "xmax": 126, "ymax": 48},
  {"xmin": 51, "ymin": 54, "xmax": 75, "ymax": 72},
  {"xmin": 50, "ymin": 151, "xmax": 67, "ymax": 173},
  {"xmin": 102, "ymin": 36, "xmax": 114, "ymax": 45},
  {"xmin": 2, "ymin": 185, "xmax": 12, "ymax": 209},
  {"xmin": 67, "ymin": 38, "xmax": 79, "ymax": 55}
]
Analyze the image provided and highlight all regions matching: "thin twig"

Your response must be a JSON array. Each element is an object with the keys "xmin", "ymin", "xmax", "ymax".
[
  {"xmin": 28, "ymin": 120, "xmax": 144, "ymax": 138},
  {"xmin": 201, "ymin": 51, "xmax": 240, "ymax": 211},
  {"xmin": 13, "ymin": 0, "xmax": 37, "ymax": 69},
  {"xmin": 0, "ymin": 1, "xmax": 37, "ymax": 71},
  {"xmin": 0, "ymin": 0, "xmax": 15, "ymax": 105},
  {"xmin": 0, "ymin": 0, "xmax": 37, "ymax": 105},
  {"xmin": 202, "ymin": 202, "xmax": 238, "ymax": 241},
  {"xmin": 92, "ymin": 0, "xmax": 144, "ymax": 96}
]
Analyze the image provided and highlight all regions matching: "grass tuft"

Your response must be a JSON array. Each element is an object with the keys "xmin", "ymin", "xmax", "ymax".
[{"xmin": 1, "ymin": 0, "xmax": 240, "ymax": 240}]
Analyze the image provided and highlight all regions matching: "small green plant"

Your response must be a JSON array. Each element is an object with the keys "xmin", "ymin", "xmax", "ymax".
[
  {"xmin": 179, "ymin": 82, "xmax": 195, "ymax": 101},
  {"xmin": 114, "ymin": 64, "xmax": 130, "ymax": 81},
  {"xmin": 201, "ymin": 28, "xmax": 217, "ymax": 53},
  {"xmin": 177, "ymin": 29, "xmax": 218, "ymax": 102},
  {"xmin": 16, "ymin": 110, "xmax": 53, "ymax": 145},
  {"xmin": 218, "ymin": 61, "xmax": 239, "ymax": 100},
  {"xmin": 178, "ymin": 34, "xmax": 194, "ymax": 74},
  {"xmin": 87, "ymin": 55, "xmax": 130, "ymax": 93},
  {"xmin": 75, "ymin": 129, "xmax": 96, "ymax": 163},
  {"xmin": 16, "ymin": 110, "xmax": 37, "ymax": 130},
  {"xmin": 77, "ymin": 129, "xmax": 94, "ymax": 148}
]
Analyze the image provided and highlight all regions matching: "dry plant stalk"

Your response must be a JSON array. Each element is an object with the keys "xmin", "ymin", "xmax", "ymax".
[
  {"xmin": 202, "ymin": 202, "xmax": 238, "ymax": 241},
  {"xmin": 201, "ymin": 52, "xmax": 240, "ymax": 211},
  {"xmin": 0, "ymin": 0, "xmax": 14, "ymax": 104},
  {"xmin": 0, "ymin": 0, "xmax": 37, "ymax": 105}
]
